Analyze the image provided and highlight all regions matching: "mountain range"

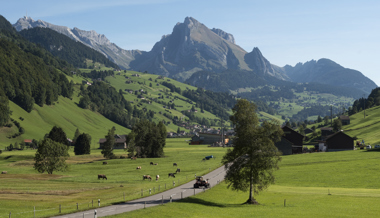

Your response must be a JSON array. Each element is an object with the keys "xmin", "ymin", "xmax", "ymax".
[{"xmin": 13, "ymin": 16, "xmax": 377, "ymax": 94}]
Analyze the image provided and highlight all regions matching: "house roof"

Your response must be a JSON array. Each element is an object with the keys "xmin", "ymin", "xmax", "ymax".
[
  {"xmin": 24, "ymin": 139, "xmax": 32, "ymax": 143},
  {"xmin": 326, "ymin": 131, "xmax": 353, "ymax": 141},
  {"xmin": 320, "ymin": 127, "xmax": 333, "ymax": 131},
  {"xmin": 340, "ymin": 115, "xmax": 350, "ymax": 120}
]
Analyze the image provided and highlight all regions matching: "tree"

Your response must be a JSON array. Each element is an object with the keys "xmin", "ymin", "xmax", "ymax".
[
  {"xmin": 47, "ymin": 126, "xmax": 69, "ymax": 146},
  {"xmin": 298, "ymin": 125, "xmax": 305, "ymax": 136},
  {"xmin": 74, "ymin": 133, "xmax": 91, "ymax": 155},
  {"xmin": 101, "ymin": 127, "xmax": 115, "ymax": 159},
  {"xmin": 34, "ymin": 138, "xmax": 69, "ymax": 174},
  {"xmin": 73, "ymin": 128, "xmax": 80, "ymax": 143},
  {"xmin": 317, "ymin": 115, "xmax": 322, "ymax": 123},
  {"xmin": 332, "ymin": 119, "xmax": 342, "ymax": 132},
  {"xmin": 323, "ymin": 116, "xmax": 330, "ymax": 126},
  {"xmin": 222, "ymin": 99, "xmax": 283, "ymax": 204}
]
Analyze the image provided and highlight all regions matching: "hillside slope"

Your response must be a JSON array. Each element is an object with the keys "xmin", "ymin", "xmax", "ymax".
[
  {"xmin": 19, "ymin": 27, "xmax": 119, "ymax": 69},
  {"xmin": 0, "ymin": 95, "xmax": 130, "ymax": 149}
]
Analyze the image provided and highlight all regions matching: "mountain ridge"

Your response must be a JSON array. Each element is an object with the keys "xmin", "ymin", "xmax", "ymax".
[{"xmin": 13, "ymin": 16, "xmax": 377, "ymax": 93}]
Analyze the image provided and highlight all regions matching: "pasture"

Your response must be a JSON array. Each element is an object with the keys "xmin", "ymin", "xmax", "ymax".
[
  {"xmin": 107, "ymin": 149, "xmax": 380, "ymax": 217},
  {"xmin": 0, "ymin": 138, "xmax": 225, "ymax": 217}
]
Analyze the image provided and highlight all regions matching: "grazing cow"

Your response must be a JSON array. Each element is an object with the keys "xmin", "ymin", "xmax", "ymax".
[
  {"xmin": 103, "ymin": 162, "xmax": 108, "ymax": 165},
  {"xmin": 168, "ymin": 173, "xmax": 176, "ymax": 178},
  {"xmin": 154, "ymin": 163, "xmax": 158, "ymax": 165},
  {"xmin": 143, "ymin": 175, "xmax": 152, "ymax": 181},
  {"xmin": 176, "ymin": 168, "xmax": 181, "ymax": 173},
  {"xmin": 131, "ymin": 157, "xmax": 137, "ymax": 160},
  {"xmin": 150, "ymin": 162, "xmax": 154, "ymax": 165},
  {"xmin": 1, "ymin": 171, "xmax": 7, "ymax": 174},
  {"xmin": 98, "ymin": 174, "xmax": 107, "ymax": 180},
  {"xmin": 136, "ymin": 166, "xmax": 141, "ymax": 170},
  {"xmin": 173, "ymin": 163, "xmax": 177, "ymax": 167},
  {"xmin": 156, "ymin": 175, "xmax": 159, "ymax": 181}
]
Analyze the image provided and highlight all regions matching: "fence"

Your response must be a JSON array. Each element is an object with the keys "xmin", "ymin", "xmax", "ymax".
[{"xmin": 1, "ymin": 170, "xmax": 223, "ymax": 218}]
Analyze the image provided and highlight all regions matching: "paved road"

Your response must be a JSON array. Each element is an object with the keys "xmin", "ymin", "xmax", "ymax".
[{"xmin": 52, "ymin": 165, "xmax": 226, "ymax": 218}]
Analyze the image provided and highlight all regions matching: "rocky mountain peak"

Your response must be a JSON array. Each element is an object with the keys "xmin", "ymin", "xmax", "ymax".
[{"xmin": 211, "ymin": 28, "xmax": 235, "ymax": 44}]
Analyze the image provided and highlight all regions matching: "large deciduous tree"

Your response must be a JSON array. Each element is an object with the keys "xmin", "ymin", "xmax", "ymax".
[
  {"xmin": 101, "ymin": 127, "xmax": 115, "ymax": 159},
  {"xmin": 74, "ymin": 133, "xmax": 91, "ymax": 155},
  {"xmin": 222, "ymin": 99, "xmax": 283, "ymax": 204},
  {"xmin": 34, "ymin": 138, "xmax": 69, "ymax": 174}
]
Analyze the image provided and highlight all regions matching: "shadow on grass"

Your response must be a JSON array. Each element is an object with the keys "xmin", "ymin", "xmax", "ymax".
[
  {"xmin": 365, "ymin": 148, "xmax": 380, "ymax": 152},
  {"xmin": 177, "ymin": 197, "xmax": 244, "ymax": 208}
]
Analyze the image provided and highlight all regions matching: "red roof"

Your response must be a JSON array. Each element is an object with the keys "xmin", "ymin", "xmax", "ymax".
[{"xmin": 24, "ymin": 139, "xmax": 32, "ymax": 143}]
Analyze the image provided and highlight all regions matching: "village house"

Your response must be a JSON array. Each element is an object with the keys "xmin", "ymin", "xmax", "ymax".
[
  {"xmin": 99, "ymin": 134, "xmax": 127, "ymax": 149},
  {"xmin": 189, "ymin": 132, "xmax": 228, "ymax": 145},
  {"xmin": 325, "ymin": 131, "xmax": 354, "ymax": 151},
  {"xmin": 275, "ymin": 126, "xmax": 304, "ymax": 155},
  {"xmin": 340, "ymin": 115, "xmax": 350, "ymax": 125}
]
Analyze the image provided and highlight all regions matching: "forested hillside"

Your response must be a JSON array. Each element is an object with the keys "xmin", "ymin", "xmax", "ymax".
[
  {"xmin": 19, "ymin": 27, "xmax": 119, "ymax": 69},
  {"xmin": 0, "ymin": 15, "xmax": 75, "ymax": 126}
]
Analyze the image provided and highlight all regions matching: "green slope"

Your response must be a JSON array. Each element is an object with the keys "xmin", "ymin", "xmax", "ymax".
[
  {"xmin": 0, "ymin": 96, "xmax": 130, "ymax": 150},
  {"xmin": 343, "ymin": 105, "xmax": 380, "ymax": 145}
]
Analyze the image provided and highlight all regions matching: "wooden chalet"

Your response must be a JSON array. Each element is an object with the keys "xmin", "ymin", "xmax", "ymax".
[
  {"xmin": 339, "ymin": 115, "xmax": 350, "ymax": 125},
  {"xmin": 99, "ymin": 134, "xmax": 127, "ymax": 149},
  {"xmin": 189, "ymin": 133, "xmax": 229, "ymax": 145},
  {"xmin": 325, "ymin": 131, "xmax": 354, "ymax": 151},
  {"xmin": 275, "ymin": 126, "xmax": 303, "ymax": 155}
]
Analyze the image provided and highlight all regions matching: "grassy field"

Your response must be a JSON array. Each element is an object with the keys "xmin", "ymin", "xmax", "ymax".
[
  {"xmin": 0, "ymin": 138, "xmax": 225, "ymax": 217},
  {"xmin": 107, "ymin": 149, "xmax": 380, "ymax": 218},
  {"xmin": 343, "ymin": 105, "xmax": 380, "ymax": 145},
  {"xmin": 0, "ymin": 96, "xmax": 130, "ymax": 150}
]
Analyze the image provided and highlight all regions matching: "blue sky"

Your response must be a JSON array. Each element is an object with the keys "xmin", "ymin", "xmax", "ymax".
[{"xmin": 2, "ymin": 0, "xmax": 380, "ymax": 86}]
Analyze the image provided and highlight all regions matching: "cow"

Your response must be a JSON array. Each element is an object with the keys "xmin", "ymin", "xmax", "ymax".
[
  {"xmin": 131, "ymin": 157, "xmax": 137, "ymax": 160},
  {"xmin": 98, "ymin": 174, "xmax": 107, "ymax": 180},
  {"xmin": 143, "ymin": 175, "xmax": 152, "ymax": 181},
  {"xmin": 173, "ymin": 163, "xmax": 177, "ymax": 167},
  {"xmin": 150, "ymin": 162, "xmax": 154, "ymax": 165},
  {"xmin": 103, "ymin": 162, "xmax": 108, "ymax": 165},
  {"xmin": 168, "ymin": 173, "xmax": 175, "ymax": 178},
  {"xmin": 176, "ymin": 168, "xmax": 181, "ymax": 173},
  {"xmin": 154, "ymin": 163, "xmax": 158, "ymax": 165},
  {"xmin": 136, "ymin": 166, "xmax": 141, "ymax": 170},
  {"xmin": 156, "ymin": 175, "xmax": 159, "ymax": 181},
  {"xmin": 1, "ymin": 171, "xmax": 7, "ymax": 174}
]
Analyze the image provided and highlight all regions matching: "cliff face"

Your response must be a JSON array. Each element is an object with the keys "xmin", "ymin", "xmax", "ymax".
[{"xmin": 129, "ymin": 17, "xmax": 255, "ymax": 81}]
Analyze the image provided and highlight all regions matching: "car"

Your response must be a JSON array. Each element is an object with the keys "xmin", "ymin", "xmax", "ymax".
[
  {"xmin": 375, "ymin": 145, "xmax": 380, "ymax": 148},
  {"xmin": 193, "ymin": 176, "xmax": 210, "ymax": 188},
  {"xmin": 366, "ymin": 145, "xmax": 372, "ymax": 149}
]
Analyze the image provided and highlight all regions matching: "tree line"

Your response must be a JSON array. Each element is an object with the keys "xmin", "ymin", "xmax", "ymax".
[{"xmin": 79, "ymin": 81, "xmax": 154, "ymax": 129}]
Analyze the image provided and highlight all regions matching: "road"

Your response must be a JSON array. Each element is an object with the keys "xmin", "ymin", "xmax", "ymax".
[{"xmin": 52, "ymin": 165, "xmax": 226, "ymax": 218}]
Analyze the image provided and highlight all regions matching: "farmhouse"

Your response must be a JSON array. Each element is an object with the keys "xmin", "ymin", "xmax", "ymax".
[
  {"xmin": 99, "ymin": 134, "xmax": 127, "ymax": 149},
  {"xmin": 189, "ymin": 133, "xmax": 228, "ymax": 145},
  {"xmin": 321, "ymin": 127, "xmax": 334, "ymax": 136},
  {"xmin": 340, "ymin": 115, "xmax": 350, "ymax": 125},
  {"xmin": 325, "ymin": 131, "xmax": 354, "ymax": 151},
  {"xmin": 275, "ymin": 126, "xmax": 303, "ymax": 154}
]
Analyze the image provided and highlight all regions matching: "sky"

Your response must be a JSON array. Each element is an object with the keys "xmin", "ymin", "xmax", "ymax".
[{"xmin": 2, "ymin": 0, "xmax": 380, "ymax": 86}]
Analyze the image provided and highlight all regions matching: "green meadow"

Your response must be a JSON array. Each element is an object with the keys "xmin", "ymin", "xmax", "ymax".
[
  {"xmin": 0, "ymin": 138, "xmax": 225, "ymax": 217},
  {"xmin": 107, "ymin": 149, "xmax": 380, "ymax": 218}
]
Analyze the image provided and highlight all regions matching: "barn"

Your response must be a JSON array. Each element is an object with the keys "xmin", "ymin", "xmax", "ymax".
[
  {"xmin": 275, "ymin": 126, "xmax": 304, "ymax": 155},
  {"xmin": 326, "ymin": 131, "xmax": 354, "ymax": 151}
]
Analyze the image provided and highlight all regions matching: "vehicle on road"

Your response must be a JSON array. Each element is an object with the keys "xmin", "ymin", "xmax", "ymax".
[{"xmin": 194, "ymin": 176, "xmax": 210, "ymax": 188}]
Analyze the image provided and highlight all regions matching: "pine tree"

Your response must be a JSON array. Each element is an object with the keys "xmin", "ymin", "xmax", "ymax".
[
  {"xmin": 101, "ymin": 127, "xmax": 115, "ymax": 159},
  {"xmin": 74, "ymin": 133, "xmax": 91, "ymax": 155}
]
